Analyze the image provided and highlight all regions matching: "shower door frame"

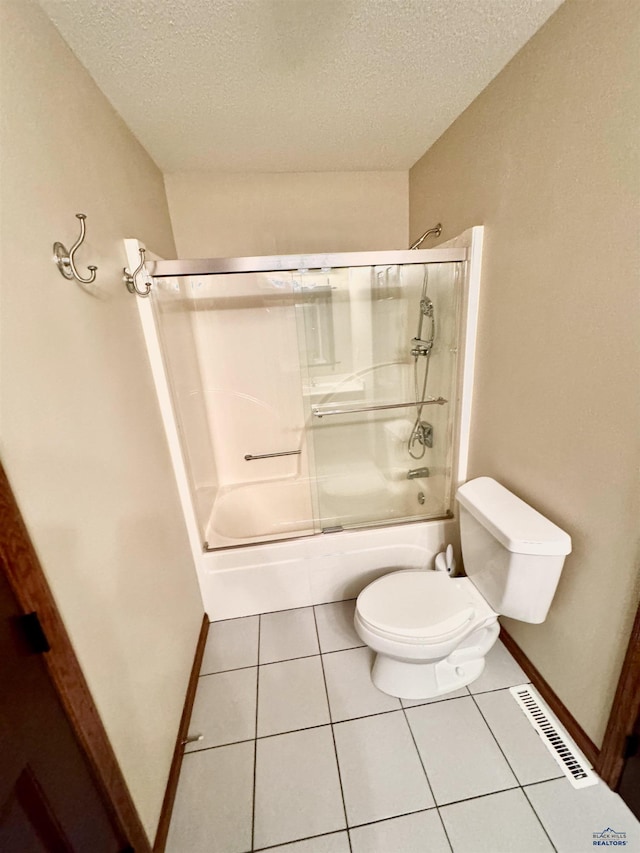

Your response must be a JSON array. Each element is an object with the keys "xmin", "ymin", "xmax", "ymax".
[
  {"xmin": 148, "ymin": 246, "xmax": 470, "ymax": 545},
  {"xmin": 147, "ymin": 248, "xmax": 467, "ymax": 278},
  {"xmin": 125, "ymin": 228, "xmax": 484, "ymax": 618}
]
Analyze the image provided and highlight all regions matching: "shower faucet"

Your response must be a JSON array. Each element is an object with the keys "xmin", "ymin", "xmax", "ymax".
[{"xmin": 410, "ymin": 337, "xmax": 433, "ymax": 357}]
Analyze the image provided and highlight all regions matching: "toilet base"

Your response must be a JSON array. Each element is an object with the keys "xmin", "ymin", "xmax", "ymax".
[{"xmin": 371, "ymin": 652, "xmax": 486, "ymax": 700}]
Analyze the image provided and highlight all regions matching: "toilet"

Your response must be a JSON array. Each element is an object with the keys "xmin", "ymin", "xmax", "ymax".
[{"xmin": 354, "ymin": 477, "xmax": 572, "ymax": 700}]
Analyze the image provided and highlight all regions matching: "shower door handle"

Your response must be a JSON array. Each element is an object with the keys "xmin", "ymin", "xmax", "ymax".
[{"xmin": 244, "ymin": 450, "xmax": 302, "ymax": 461}]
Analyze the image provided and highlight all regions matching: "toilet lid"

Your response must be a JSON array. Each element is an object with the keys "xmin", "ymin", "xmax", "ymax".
[{"xmin": 357, "ymin": 570, "xmax": 475, "ymax": 640}]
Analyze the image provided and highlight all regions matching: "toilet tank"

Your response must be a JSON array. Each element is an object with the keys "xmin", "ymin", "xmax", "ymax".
[{"xmin": 456, "ymin": 477, "xmax": 572, "ymax": 624}]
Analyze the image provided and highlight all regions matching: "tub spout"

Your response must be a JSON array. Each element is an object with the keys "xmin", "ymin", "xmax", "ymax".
[{"xmin": 407, "ymin": 467, "xmax": 430, "ymax": 479}]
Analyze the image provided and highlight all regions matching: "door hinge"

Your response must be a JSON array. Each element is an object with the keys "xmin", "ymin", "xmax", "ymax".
[
  {"xmin": 20, "ymin": 612, "xmax": 51, "ymax": 654},
  {"xmin": 623, "ymin": 733, "xmax": 639, "ymax": 759}
]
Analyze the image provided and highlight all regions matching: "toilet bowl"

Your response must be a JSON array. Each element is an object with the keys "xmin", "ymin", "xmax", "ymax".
[
  {"xmin": 354, "ymin": 477, "xmax": 572, "ymax": 700},
  {"xmin": 354, "ymin": 569, "xmax": 499, "ymax": 699}
]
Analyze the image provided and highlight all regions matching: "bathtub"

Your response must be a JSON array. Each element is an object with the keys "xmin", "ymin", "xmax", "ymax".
[
  {"xmin": 204, "ymin": 470, "xmax": 442, "ymax": 550},
  {"xmin": 199, "ymin": 516, "xmax": 458, "ymax": 620}
]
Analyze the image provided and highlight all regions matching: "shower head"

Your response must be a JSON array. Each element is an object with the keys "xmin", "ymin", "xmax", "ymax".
[{"xmin": 409, "ymin": 223, "xmax": 442, "ymax": 250}]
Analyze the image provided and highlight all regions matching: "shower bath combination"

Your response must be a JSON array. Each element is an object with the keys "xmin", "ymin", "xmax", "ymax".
[{"xmin": 124, "ymin": 227, "xmax": 483, "ymax": 618}]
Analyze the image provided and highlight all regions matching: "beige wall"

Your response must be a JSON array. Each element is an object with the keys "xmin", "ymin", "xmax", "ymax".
[
  {"xmin": 410, "ymin": 0, "xmax": 639, "ymax": 746},
  {"xmin": 164, "ymin": 171, "xmax": 408, "ymax": 257},
  {"xmin": 0, "ymin": 0, "xmax": 203, "ymax": 840}
]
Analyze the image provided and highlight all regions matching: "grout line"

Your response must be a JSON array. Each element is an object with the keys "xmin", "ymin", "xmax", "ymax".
[
  {"xmin": 399, "ymin": 705, "xmax": 453, "ymax": 850},
  {"xmin": 319, "ymin": 644, "xmax": 367, "ymax": 656},
  {"xmin": 521, "ymin": 785, "xmax": 559, "ymax": 852},
  {"xmin": 468, "ymin": 691, "xmax": 521, "ymax": 786},
  {"xmin": 185, "ymin": 708, "xmax": 423, "ymax": 754},
  {"xmin": 259, "ymin": 651, "xmax": 325, "ymax": 667},
  {"xmin": 207, "ymin": 613, "xmax": 261, "ymax": 625},
  {"xmin": 346, "ymin": 804, "xmax": 438, "ymax": 831},
  {"xmin": 200, "ymin": 645, "xmax": 370, "ymax": 678},
  {"xmin": 467, "ymin": 685, "xmax": 559, "ymax": 847},
  {"xmin": 400, "ymin": 691, "xmax": 475, "ymax": 709},
  {"xmin": 521, "ymin": 776, "xmax": 565, "ymax": 789},
  {"xmin": 313, "ymin": 609, "xmax": 352, "ymax": 853},
  {"xmin": 467, "ymin": 680, "xmax": 533, "ymax": 697},
  {"xmin": 435, "ymin": 807, "xmax": 455, "ymax": 853},
  {"xmin": 400, "ymin": 705, "xmax": 437, "ymax": 801},
  {"xmin": 253, "ymin": 829, "xmax": 348, "ymax": 852},
  {"xmin": 210, "ymin": 598, "xmax": 360, "ymax": 628},
  {"xmin": 251, "ymin": 614, "xmax": 261, "ymax": 852},
  {"xmin": 438, "ymin": 784, "xmax": 522, "ymax": 809},
  {"xmin": 199, "ymin": 663, "xmax": 259, "ymax": 678},
  {"xmin": 183, "ymin": 736, "xmax": 256, "ymax": 755}
]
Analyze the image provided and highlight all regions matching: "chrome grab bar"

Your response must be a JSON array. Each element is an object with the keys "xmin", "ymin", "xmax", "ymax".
[
  {"xmin": 312, "ymin": 398, "xmax": 447, "ymax": 418},
  {"xmin": 244, "ymin": 450, "xmax": 302, "ymax": 461}
]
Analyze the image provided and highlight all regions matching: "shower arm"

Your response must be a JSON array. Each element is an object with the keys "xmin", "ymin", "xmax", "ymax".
[{"xmin": 409, "ymin": 223, "xmax": 442, "ymax": 250}]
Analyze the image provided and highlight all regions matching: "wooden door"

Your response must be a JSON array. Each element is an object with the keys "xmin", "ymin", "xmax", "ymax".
[
  {"xmin": 598, "ymin": 598, "xmax": 640, "ymax": 819},
  {"xmin": 617, "ymin": 709, "xmax": 640, "ymax": 820},
  {"xmin": 0, "ymin": 561, "xmax": 126, "ymax": 852},
  {"xmin": 0, "ymin": 461, "xmax": 149, "ymax": 852}
]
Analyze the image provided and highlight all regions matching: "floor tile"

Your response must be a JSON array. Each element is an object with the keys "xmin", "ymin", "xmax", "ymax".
[
  {"xmin": 259, "ymin": 607, "xmax": 319, "ymax": 663},
  {"xmin": 201, "ymin": 615, "xmax": 259, "ymax": 674},
  {"xmin": 525, "ymin": 777, "xmax": 640, "ymax": 852},
  {"xmin": 261, "ymin": 831, "xmax": 350, "ymax": 853},
  {"xmin": 350, "ymin": 809, "xmax": 451, "ymax": 853},
  {"xmin": 467, "ymin": 639, "xmax": 528, "ymax": 694},
  {"xmin": 166, "ymin": 741, "xmax": 254, "ymax": 853},
  {"xmin": 334, "ymin": 710, "xmax": 434, "ymax": 826},
  {"xmin": 315, "ymin": 599, "xmax": 364, "ymax": 653},
  {"xmin": 253, "ymin": 726, "xmax": 346, "ymax": 848},
  {"xmin": 474, "ymin": 688, "xmax": 563, "ymax": 785},
  {"xmin": 257, "ymin": 656, "xmax": 330, "ymax": 737},
  {"xmin": 185, "ymin": 668, "xmax": 256, "ymax": 751},
  {"xmin": 322, "ymin": 647, "xmax": 401, "ymax": 721},
  {"xmin": 401, "ymin": 686, "xmax": 469, "ymax": 708},
  {"xmin": 440, "ymin": 787, "xmax": 553, "ymax": 853},
  {"xmin": 406, "ymin": 696, "xmax": 517, "ymax": 805}
]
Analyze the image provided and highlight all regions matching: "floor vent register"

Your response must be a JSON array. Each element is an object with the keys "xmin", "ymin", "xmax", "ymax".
[{"xmin": 510, "ymin": 684, "xmax": 598, "ymax": 789}]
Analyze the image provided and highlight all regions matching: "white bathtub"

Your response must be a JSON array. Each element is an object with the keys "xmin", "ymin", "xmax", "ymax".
[
  {"xmin": 204, "ymin": 471, "xmax": 441, "ymax": 549},
  {"xmin": 206, "ymin": 478, "xmax": 315, "ymax": 548},
  {"xmin": 199, "ymin": 516, "xmax": 458, "ymax": 620}
]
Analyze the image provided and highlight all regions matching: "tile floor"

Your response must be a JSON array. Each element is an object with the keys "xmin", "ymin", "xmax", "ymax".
[{"xmin": 167, "ymin": 600, "xmax": 640, "ymax": 853}]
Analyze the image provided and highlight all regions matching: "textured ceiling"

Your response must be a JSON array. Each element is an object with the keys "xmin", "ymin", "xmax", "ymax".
[{"xmin": 39, "ymin": 0, "xmax": 564, "ymax": 173}]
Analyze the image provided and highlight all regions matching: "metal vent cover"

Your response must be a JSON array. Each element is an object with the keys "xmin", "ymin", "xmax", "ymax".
[{"xmin": 510, "ymin": 684, "xmax": 598, "ymax": 789}]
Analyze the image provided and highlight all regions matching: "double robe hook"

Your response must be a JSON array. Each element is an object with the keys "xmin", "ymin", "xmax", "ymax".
[
  {"xmin": 53, "ymin": 213, "xmax": 98, "ymax": 284},
  {"xmin": 123, "ymin": 247, "xmax": 152, "ymax": 297}
]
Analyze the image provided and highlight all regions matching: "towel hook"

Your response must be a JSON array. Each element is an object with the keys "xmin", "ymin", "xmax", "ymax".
[
  {"xmin": 123, "ymin": 247, "xmax": 152, "ymax": 297},
  {"xmin": 53, "ymin": 213, "xmax": 98, "ymax": 284}
]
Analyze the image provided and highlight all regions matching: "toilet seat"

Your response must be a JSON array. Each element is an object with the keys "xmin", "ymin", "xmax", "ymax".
[{"xmin": 356, "ymin": 570, "xmax": 478, "ymax": 644}]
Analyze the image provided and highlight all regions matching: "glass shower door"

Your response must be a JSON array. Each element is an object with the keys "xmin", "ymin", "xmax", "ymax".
[{"xmin": 295, "ymin": 261, "xmax": 461, "ymax": 531}]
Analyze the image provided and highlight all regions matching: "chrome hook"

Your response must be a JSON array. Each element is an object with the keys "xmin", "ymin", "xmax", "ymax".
[
  {"xmin": 123, "ymin": 247, "xmax": 152, "ymax": 297},
  {"xmin": 53, "ymin": 213, "xmax": 98, "ymax": 284}
]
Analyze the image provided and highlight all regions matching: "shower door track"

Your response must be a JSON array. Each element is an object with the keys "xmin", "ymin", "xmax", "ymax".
[{"xmin": 148, "ymin": 247, "xmax": 468, "ymax": 278}]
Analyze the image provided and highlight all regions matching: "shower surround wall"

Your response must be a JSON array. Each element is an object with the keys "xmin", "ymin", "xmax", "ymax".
[{"xmin": 191, "ymin": 273, "xmax": 312, "ymax": 546}]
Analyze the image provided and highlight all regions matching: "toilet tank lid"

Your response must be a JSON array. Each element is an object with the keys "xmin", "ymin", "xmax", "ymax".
[{"xmin": 456, "ymin": 477, "xmax": 572, "ymax": 556}]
